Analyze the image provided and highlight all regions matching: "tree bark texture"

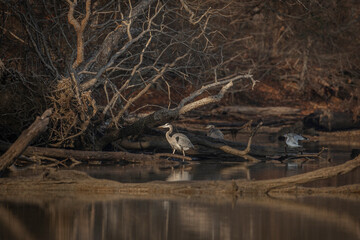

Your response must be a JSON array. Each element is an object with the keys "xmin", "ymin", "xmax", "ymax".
[
  {"xmin": 0, "ymin": 109, "xmax": 52, "ymax": 175},
  {"xmin": 21, "ymin": 146, "xmax": 174, "ymax": 165}
]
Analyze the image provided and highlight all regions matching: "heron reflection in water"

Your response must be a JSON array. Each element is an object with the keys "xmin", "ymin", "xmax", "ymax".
[
  {"xmin": 206, "ymin": 125, "xmax": 224, "ymax": 139},
  {"xmin": 159, "ymin": 123, "xmax": 194, "ymax": 160}
]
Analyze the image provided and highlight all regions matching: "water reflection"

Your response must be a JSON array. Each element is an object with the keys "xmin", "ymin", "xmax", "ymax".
[
  {"xmin": 63, "ymin": 131, "xmax": 358, "ymax": 184},
  {"xmin": 166, "ymin": 168, "xmax": 192, "ymax": 181},
  {"xmin": 0, "ymin": 195, "xmax": 359, "ymax": 240},
  {"xmin": 72, "ymin": 156, "xmax": 356, "ymax": 184}
]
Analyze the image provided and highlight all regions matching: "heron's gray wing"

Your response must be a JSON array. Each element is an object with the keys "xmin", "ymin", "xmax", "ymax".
[
  {"xmin": 294, "ymin": 134, "xmax": 306, "ymax": 141},
  {"xmin": 173, "ymin": 133, "xmax": 194, "ymax": 150},
  {"xmin": 286, "ymin": 138, "xmax": 302, "ymax": 147},
  {"xmin": 208, "ymin": 129, "xmax": 223, "ymax": 139},
  {"xmin": 213, "ymin": 129, "xmax": 224, "ymax": 139}
]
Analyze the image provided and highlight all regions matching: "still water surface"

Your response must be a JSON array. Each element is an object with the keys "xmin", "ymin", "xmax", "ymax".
[
  {"xmin": 1, "ymin": 195, "xmax": 359, "ymax": 240},
  {"xmin": 72, "ymin": 133, "xmax": 358, "ymax": 183}
]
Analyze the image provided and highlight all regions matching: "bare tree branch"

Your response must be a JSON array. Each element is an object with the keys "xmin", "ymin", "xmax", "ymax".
[
  {"xmin": 95, "ymin": 74, "xmax": 256, "ymax": 150},
  {"xmin": 84, "ymin": 0, "xmax": 157, "ymax": 72},
  {"xmin": 66, "ymin": 0, "xmax": 92, "ymax": 68}
]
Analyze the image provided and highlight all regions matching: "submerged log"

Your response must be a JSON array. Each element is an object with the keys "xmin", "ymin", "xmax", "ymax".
[
  {"xmin": 1, "ymin": 152, "xmax": 359, "ymax": 197},
  {"xmin": 0, "ymin": 108, "xmax": 52, "ymax": 175}
]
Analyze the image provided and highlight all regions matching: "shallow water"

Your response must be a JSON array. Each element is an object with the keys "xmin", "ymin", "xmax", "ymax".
[
  {"xmin": 2, "ymin": 132, "xmax": 360, "ymax": 240},
  {"xmin": 71, "ymin": 134, "xmax": 358, "ymax": 184},
  {"xmin": 0, "ymin": 195, "xmax": 359, "ymax": 240}
]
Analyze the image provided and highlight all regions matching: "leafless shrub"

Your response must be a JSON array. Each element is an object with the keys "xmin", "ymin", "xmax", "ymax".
[{"xmin": 49, "ymin": 76, "xmax": 97, "ymax": 147}]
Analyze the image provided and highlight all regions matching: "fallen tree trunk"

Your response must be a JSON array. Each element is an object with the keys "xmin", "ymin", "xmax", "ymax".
[
  {"xmin": 0, "ymin": 108, "xmax": 52, "ymax": 175},
  {"xmin": 0, "ymin": 144, "xmax": 177, "ymax": 166}
]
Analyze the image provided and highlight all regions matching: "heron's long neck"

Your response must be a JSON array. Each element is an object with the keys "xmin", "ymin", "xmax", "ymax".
[{"xmin": 165, "ymin": 126, "xmax": 173, "ymax": 142}]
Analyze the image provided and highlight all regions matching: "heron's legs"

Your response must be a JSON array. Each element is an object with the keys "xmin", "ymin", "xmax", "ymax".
[
  {"xmin": 172, "ymin": 149, "xmax": 176, "ymax": 154},
  {"xmin": 182, "ymin": 150, "xmax": 186, "ymax": 162}
]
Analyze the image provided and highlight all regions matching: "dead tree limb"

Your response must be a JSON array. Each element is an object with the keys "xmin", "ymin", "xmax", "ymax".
[
  {"xmin": 0, "ymin": 144, "xmax": 175, "ymax": 166},
  {"xmin": 96, "ymin": 74, "xmax": 255, "ymax": 150},
  {"xmin": 284, "ymin": 147, "xmax": 327, "ymax": 159},
  {"xmin": 177, "ymin": 73, "xmax": 254, "ymax": 114},
  {"xmin": 179, "ymin": 0, "xmax": 211, "ymax": 25},
  {"xmin": 66, "ymin": 0, "xmax": 91, "ymax": 68},
  {"xmin": 80, "ymin": 0, "xmax": 157, "ymax": 90},
  {"xmin": 92, "ymin": 0, "xmax": 156, "ymax": 68},
  {"xmin": 190, "ymin": 121, "xmax": 262, "ymax": 162},
  {"xmin": 113, "ymin": 54, "xmax": 187, "ymax": 125},
  {"xmin": 264, "ymin": 156, "xmax": 360, "ymax": 195},
  {"xmin": 179, "ymin": 80, "xmax": 233, "ymax": 115},
  {"xmin": 0, "ymin": 108, "xmax": 52, "ymax": 175}
]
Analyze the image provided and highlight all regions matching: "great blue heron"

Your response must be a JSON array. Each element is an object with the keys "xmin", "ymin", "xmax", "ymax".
[
  {"xmin": 159, "ymin": 123, "xmax": 194, "ymax": 158},
  {"xmin": 283, "ymin": 133, "xmax": 307, "ymax": 148},
  {"xmin": 206, "ymin": 125, "xmax": 224, "ymax": 139}
]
